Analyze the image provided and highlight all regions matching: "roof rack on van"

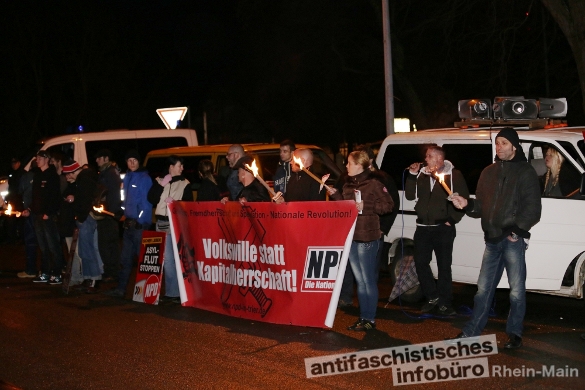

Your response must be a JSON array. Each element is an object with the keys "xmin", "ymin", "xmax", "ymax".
[
  {"xmin": 455, "ymin": 118, "xmax": 568, "ymax": 130},
  {"xmin": 456, "ymin": 96, "xmax": 568, "ymax": 130}
]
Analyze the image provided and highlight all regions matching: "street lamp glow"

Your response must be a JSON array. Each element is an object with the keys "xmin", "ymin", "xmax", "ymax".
[{"xmin": 394, "ymin": 118, "xmax": 411, "ymax": 133}]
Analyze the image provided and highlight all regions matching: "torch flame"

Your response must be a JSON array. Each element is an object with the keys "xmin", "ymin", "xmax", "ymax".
[
  {"xmin": 293, "ymin": 155, "xmax": 304, "ymax": 170},
  {"xmin": 93, "ymin": 205, "xmax": 104, "ymax": 213},
  {"xmin": 435, "ymin": 173, "xmax": 445, "ymax": 183},
  {"xmin": 5, "ymin": 203, "xmax": 12, "ymax": 215},
  {"xmin": 245, "ymin": 159, "xmax": 259, "ymax": 177}
]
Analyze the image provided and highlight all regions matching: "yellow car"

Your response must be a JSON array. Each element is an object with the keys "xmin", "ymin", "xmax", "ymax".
[{"xmin": 144, "ymin": 143, "xmax": 342, "ymax": 199}]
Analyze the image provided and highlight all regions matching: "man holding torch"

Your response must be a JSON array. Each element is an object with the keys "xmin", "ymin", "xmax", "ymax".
[
  {"xmin": 406, "ymin": 145, "xmax": 469, "ymax": 316},
  {"xmin": 95, "ymin": 149, "xmax": 122, "ymax": 282},
  {"xmin": 275, "ymin": 148, "xmax": 327, "ymax": 202},
  {"xmin": 225, "ymin": 156, "xmax": 270, "ymax": 203}
]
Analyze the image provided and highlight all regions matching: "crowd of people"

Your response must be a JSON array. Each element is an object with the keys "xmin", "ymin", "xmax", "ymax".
[{"xmin": 2, "ymin": 129, "xmax": 579, "ymax": 346}]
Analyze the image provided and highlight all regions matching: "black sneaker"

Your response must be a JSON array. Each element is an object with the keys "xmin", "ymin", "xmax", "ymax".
[
  {"xmin": 103, "ymin": 288, "xmax": 124, "ymax": 298},
  {"xmin": 504, "ymin": 335, "xmax": 522, "ymax": 349},
  {"xmin": 347, "ymin": 318, "xmax": 376, "ymax": 331},
  {"xmin": 421, "ymin": 297, "xmax": 439, "ymax": 312},
  {"xmin": 437, "ymin": 305, "xmax": 456, "ymax": 316},
  {"xmin": 33, "ymin": 273, "xmax": 50, "ymax": 283},
  {"xmin": 337, "ymin": 299, "xmax": 352, "ymax": 308},
  {"xmin": 159, "ymin": 296, "xmax": 180, "ymax": 304},
  {"xmin": 444, "ymin": 332, "xmax": 479, "ymax": 345},
  {"xmin": 49, "ymin": 275, "xmax": 62, "ymax": 285}
]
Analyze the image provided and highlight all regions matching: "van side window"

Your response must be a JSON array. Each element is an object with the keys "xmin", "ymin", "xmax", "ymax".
[
  {"xmin": 380, "ymin": 144, "xmax": 437, "ymax": 190},
  {"xmin": 557, "ymin": 140, "xmax": 585, "ymax": 169},
  {"xmin": 254, "ymin": 152, "xmax": 280, "ymax": 183},
  {"xmin": 578, "ymin": 140, "xmax": 585, "ymax": 162},
  {"xmin": 311, "ymin": 149, "xmax": 341, "ymax": 185},
  {"xmin": 47, "ymin": 143, "xmax": 74, "ymax": 162},
  {"xmin": 528, "ymin": 142, "xmax": 582, "ymax": 198},
  {"xmin": 442, "ymin": 144, "xmax": 492, "ymax": 194},
  {"xmin": 85, "ymin": 137, "xmax": 189, "ymax": 171}
]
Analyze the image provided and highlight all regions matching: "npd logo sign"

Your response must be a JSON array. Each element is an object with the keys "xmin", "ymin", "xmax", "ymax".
[{"xmin": 301, "ymin": 246, "xmax": 343, "ymax": 292}]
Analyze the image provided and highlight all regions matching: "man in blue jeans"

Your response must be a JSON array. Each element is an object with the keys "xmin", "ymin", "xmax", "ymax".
[
  {"xmin": 63, "ymin": 160, "xmax": 103, "ymax": 293},
  {"xmin": 450, "ymin": 128, "xmax": 542, "ymax": 349},
  {"xmin": 105, "ymin": 150, "xmax": 152, "ymax": 298}
]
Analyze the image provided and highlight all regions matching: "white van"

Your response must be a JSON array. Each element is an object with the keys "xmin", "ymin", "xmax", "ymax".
[
  {"xmin": 0, "ymin": 129, "xmax": 198, "ymax": 202},
  {"xmin": 377, "ymin": 102, "xmax": 585, "ymax": 300}
]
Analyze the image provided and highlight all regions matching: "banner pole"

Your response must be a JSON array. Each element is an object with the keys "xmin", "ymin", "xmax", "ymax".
[
  {"xmin": 168, "ymin": 203, "xmax": 186, "ymax": 303},
  {"xmin": 324, "ymin": 220, "xmax": 357, "ymax": 328}
]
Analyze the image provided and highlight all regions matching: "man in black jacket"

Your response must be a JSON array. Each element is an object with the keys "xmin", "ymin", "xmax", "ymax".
[
  {"xmin": 277, "ymin": 149, "xmax": 326, "ymax": 202},
  {"xmin": 406, "ymin": 146, "xmax": 469, "ymax": 316},
  {"xmin": 450, "ymin": 128, "xmax": 542, "ymax": 349},
  {"xmin": 95, "ymin": 149, "xmax": 122, "ymax": 282},
  {"xmin": 30, "ymin": 151, "xmax": 65, "ymax": 284},
  {"xmin": 5, "ymin": 157, "xmax": 24, "ymax": 243},
  {"xmin": 233, "ymin": 156, "xmax": 270, "ymax": 203}
]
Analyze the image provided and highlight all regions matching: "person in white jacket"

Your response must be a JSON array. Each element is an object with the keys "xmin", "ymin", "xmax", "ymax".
[{"xmin": 147, "ymin": 155, "xmax": 193, "ymax": 304}]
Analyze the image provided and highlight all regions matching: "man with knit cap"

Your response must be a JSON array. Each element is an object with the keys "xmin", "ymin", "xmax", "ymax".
[
  {"xmin": 62, "ymin": 160, "xmax": 103, "ymax": 292},
  {"xmin": 449, "ymin": 127, "xmax": 542, "ymax": 349},
  {"xmin": 106, "ymin": 149, "xmax": 152, "ymax": 297}
]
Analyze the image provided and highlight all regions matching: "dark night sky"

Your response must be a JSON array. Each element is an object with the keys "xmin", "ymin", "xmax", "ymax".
[{"xmin": 0, "ymin": 0, "xmax": 582, "ymax": 174}]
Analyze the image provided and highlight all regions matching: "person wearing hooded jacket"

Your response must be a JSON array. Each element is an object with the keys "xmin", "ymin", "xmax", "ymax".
[
  {"xmin": 273, "ymin": 139, "xmax": 295, "ymax": 195},
  {"xmin": 406, "ymin": 146, "xmax": 469, "ymax": 316},
  {"xmin": 147, "ymin": 155, "xmax": 193, "ymax": 304},
  {"xmin": 450, "ymin": 128, "xmax": 542, "ymax": 349}
]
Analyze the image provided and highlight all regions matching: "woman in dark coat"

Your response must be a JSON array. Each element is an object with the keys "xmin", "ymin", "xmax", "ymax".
[
  {"xmin": 196, "ymin": 160, "xmax": 221, "ymax": 201},
  {"xmin": 330, "ymin": 151, "xmax": 394, "ymax": 331}
]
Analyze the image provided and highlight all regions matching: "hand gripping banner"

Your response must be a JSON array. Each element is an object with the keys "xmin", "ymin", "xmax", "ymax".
[{"xmin": 167, "ymin": 201, "xmax": 357, "ymax": 328}]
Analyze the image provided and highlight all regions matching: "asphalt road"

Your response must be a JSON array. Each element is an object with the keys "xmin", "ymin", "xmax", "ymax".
[{"xmin": 1, "ymin": 241, "xmax": 584, "ymax": 390}]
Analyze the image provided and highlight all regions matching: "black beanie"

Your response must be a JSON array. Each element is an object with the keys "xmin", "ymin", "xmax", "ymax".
[
  {"xmin": 496, "ymin": 127, "xmax": 521, "ymax": 151},
  {"xmin": 124, "ymin": 149, "xmax": 141, "ymax": 162}
]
